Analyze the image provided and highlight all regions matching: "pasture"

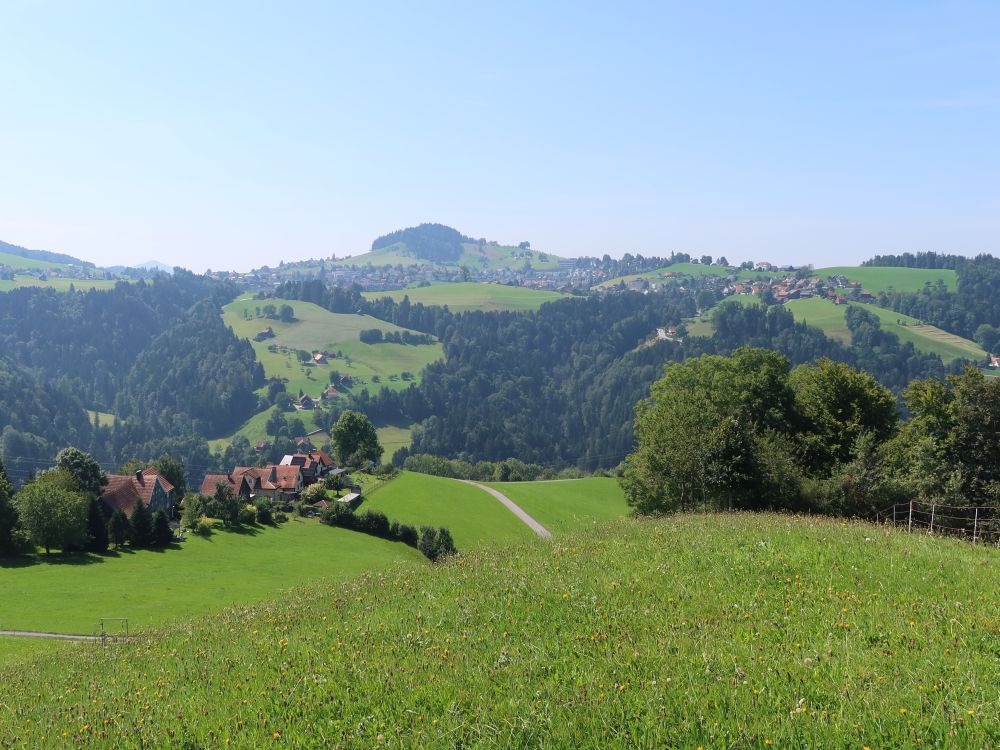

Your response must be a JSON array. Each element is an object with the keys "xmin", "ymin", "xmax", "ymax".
[
  {"xmin": 337, "ymin": 242, "xmax": 565, "ymax": 270},
  {"xmin": 362, "ymin": 471, "xmax": 534, "ymax": 548},
  {"xmin": 485, "ymin": 477, "xmax": 628, "ymax": 532},
  {"xmin": 221, "ymin": 296, "xmax": 443, "ymax": 401},
  {"xmin": 0, "ymin": 517, "xmax": 422, "ymax": 637},
  {"xmin": 0, "ymin": 274, "xmax": 120, "ymax": 293},
  {"xmin": 812, "ymin": 265, "xmax": 957, "ymax": 293},
  {"xmin": 2, "ymin": 513, "xmax": 997, "ymax": 747},
  {"xmin": 784, "ymin": 298, "xmax": 986, "ymax": 362},
  {"xmin": 364, "ymin": 282, "xmax": 568, "ymax": 312}
]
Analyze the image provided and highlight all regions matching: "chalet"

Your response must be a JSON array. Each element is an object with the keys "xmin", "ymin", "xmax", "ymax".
[
  {"xmin": 100, "ymin": 468, "xmax": 174, "ymax": 520},
  {"xmin": 200, "ymin": 464, "xmax": 304, "ymax": 502},
  {"xmin": 297, "ymin": 394, "xmax": 315, "ymax": 410},
  {"xmin": 280, "ymin": 450, "xmax": 335, "ymax": 484},
  {"xmin": 667, "ymin": 325, "xmax": 678, "ymax": 336},
  {"xmin": 255, "ymin": 440, "xmax": 267, "ymax": 452},
  {"xmin": 322, "ymin": 385, "xmax": 339, "ymax": 400},
  {"xmin": 254, "ymin": 326, "xmax": 275, "ymax": 342},
  {"xmin": 990, "ymin": 355, "xmax": 1000, "ymax": 368},
  {"xmin": 312, "ymin": 352, "xmax": 326, "ymax": 364}
]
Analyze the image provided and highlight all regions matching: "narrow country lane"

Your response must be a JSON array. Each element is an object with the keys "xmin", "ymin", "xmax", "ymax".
[{"xmin": 458, "ymin": 480, "xmax": 553, "ymax": 539}]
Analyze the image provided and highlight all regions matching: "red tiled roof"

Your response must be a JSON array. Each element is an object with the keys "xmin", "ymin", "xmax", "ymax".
[{"xmin": 101, "ymin": 468, "xmax": 173, "ymax": 519}]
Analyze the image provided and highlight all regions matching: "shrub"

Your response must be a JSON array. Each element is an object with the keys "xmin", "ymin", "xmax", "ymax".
[
  {"xmin": 357, "ymin": 510, "xmax": 390, "ymax": 538},
  {"xmin": 193, "ymin": 516, "xmax": 214, "ymax": 536},
  {"xmin": 418, "ymin": 526, "xmax": 439, "ymax": 560},
  {"xmin": 319, "ymin": 503, "xmax": 354, "ymax": 527},
  {"xmin": 274, "ymin": 511, "xmax": 288, "ymax": 524},
  {"xmin": 238, "ymin": 507, "xmax": 256, "ymax": 526},
  {"xmin": 254, "ymin": 498, "xmax": 274, "ymax": 525},
  {"xmin": 181, "ymin": 494, "xmax": 205, "ymax": 529},
  {"xmin": 131, "ymin": 500, "xmax": 154, "ymax": 548},
  {"xmin": 397, "ymin": 524, "xmax": 419, "ymax": 547}
]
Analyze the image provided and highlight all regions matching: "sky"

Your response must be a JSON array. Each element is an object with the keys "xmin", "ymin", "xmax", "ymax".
[{"xmin": 1, "ymin": 1, "xmax": 998, "ymax": 272}]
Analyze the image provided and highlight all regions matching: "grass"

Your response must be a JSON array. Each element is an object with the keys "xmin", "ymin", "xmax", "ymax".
[
  {"xmin": 337, "ymin": 242, "xmax": 566, "ymax": 270},
  {"xmin": 0, "ymin": 250, "xmax": 71, "ymax": 270},
  {"xmin": 376, "ymin": 424, "xmax": 412, "ymax": 459},
  {"xmin": 485, "ymin": 477, "xmax": 628, "ymax": 533},
  {"xmin": 1, "ymin": 513, "xmax": 997, "ymax": 747},
  {"xmin": 364, "ymin": 282, "xmax": 569, "ymax": 312},
  {"xmin": 222, "ymin": 297, "xmax": 443, "ymax": 401},
  {"xmin": 812, "ymin": 266, "xmax": 957, "ymax": 294},
  {"xmin": 85, "ymin": 410, "xmax": 117, "ymax": 428},
  {"xmin": 0, "ymin": 274, "xmax": 120, "ymax": 293},
  {"xmin": 595, "ymin": 262, "xmax": 734, "ymax": 289},
  {"xmin": 784, "ymin": 298, "xmax": 986, "ymax": 362},
  {"xmin": 0, "ymin": 517, "xmax": 423, "ymax": 637},
  {"xmin": 0, "ymin": 637, "xmax": 68, "ymax": 667},
  {"xmin": 362, "ymin": 471, "xmax": 534, "ymax": 549}
]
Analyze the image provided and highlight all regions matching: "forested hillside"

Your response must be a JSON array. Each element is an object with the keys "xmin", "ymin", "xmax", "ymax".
[
  {"xmin": 370, "ymin": 223, "xmax": 472, "ymax": 263},
  {"xmin": 0, "ymin": 270, "xmax": 232, "ymax": 409}
]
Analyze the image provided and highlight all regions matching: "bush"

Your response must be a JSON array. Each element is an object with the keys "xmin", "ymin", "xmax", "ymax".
[
  {"xmin": 193, "ymin": 516, "xmax": 213, "ymax": 536},
  {"xmin": 319, "ymin": 502, "xmax": 354, "ymax": 527},
  {"xmin": 418, "ymin": 525, "xmax": 457, "ymax": 562},
  {"xmin": 274, "ymin": 511, "xmax": 288, "ymax": 524},
  {"xmin": 151, "ymin": 511, "xmax": 173, "ymax": 547},
  {"xmin": 356, "ymin": 510, "xmax": 390, "ymax": 537},
  {"xmin": 238, "ymin": 506, "xmax": 256, "ymax": 526},
  {"xmin": 254, "ymin": 498, "xmax": 274, "ymax": 525},
  {"xmin": 397, "ymin": 523, "xmax": 419, "ymax": 547},
  {"xmin": 182, "ymin": 494, "xmax": 204, "ymax": 529}
]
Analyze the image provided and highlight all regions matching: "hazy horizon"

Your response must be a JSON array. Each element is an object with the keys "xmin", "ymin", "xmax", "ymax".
[{"xmin": 2, "ymin": 2, "xmax": 998, "ymax": 272}]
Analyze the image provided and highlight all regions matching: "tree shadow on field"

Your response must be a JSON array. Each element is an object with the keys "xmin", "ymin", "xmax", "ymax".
[
  {"xmin": 216, "ymin": 523, "xmax": 263, "ymax": 537},
  {"xmin": 0, "ymin": 541, "xmax": 185, "ymax": 568}
]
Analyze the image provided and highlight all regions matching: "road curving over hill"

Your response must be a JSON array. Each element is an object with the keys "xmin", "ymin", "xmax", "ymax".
[{"xmin": 458, "ymin": 480, "xmax": 553, "ymax": 539}]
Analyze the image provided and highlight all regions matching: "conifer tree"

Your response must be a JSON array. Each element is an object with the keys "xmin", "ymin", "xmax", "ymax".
[
  {"xmin": 151, "ymin": 510, "xmax": 173, "ymax": 547},
  {"xmin": 85, "ymin": 497, "xmax": 109, "ymax": 552},
  {"xmin": 0, "ymin": 457, "xmax": 19, "ymax": 555},
  {"xmin": 130, "ymin": 500, "xmax": 154, "ymax": 548},
  {"xmin": 108, "ymin": 509, "xmax": 131, "ymax": 548}
]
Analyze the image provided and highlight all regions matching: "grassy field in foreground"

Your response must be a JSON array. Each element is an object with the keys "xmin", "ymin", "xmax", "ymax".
[
  {"xmin": 485, "ymin": 477, "xmax": 628, "ymax": 532},
  {"xmin": 2, "ymin": 514, "xmax": 997, "ymax": 748},
  {"xmin": 363, "ymin": 471, "xmax": 534, "ymax": 548},
  {"xmin": 364, "ymin": 282, "xmax": 568, "ymax": 312},
  {"xmin": 812, "ymin": 265, "xmax": 957, "ymax": 293},
  {"xmin": 0, "ymin": 517, "xmax": 422, "ymax": 637},
  {"xmin": 0, "ymin": 637, "xmax": 66, "ymax": 667}
]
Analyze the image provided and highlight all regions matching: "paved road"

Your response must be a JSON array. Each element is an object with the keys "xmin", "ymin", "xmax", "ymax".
[
  {"xmin": 0, "ymin": 630, "xmax": 103, "ymax": 641},
  {"xmin": 460, "ymin": 480, "xmax": 553, "ymax": 539}
]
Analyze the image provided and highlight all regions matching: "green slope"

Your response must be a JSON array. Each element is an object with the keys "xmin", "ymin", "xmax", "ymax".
[
  {"xmin": 784, "ymin": 297, "xmax": 986, "ymax": 362},
  {"xmin": 812, "ymin": 265, "xmax": 957, "ymax": 293},
  {"xmin": 364, "ymin": 282, "xmax": 569, "ymax": 312},
  {"xmin": 485, "ymin": 477, "xmax": 628, "ymax": 532},
  {"xmin": 0, "ymin": 517, "xmax": 422, "ymax": 637},
  {"xmin": 2, "ymin": 514, "xmax": 996, "ymax": 747},
  {"xmin": 362, "ymin": 471, "xmax": 534, "ymax": 548},
  {"xmin": 338, "ymin": 241, "xmax": 565, "ymax": 270}
]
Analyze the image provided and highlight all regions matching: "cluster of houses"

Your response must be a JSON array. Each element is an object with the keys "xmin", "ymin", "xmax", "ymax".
[{"xmin": 93, "ymin": 450, "xmax": 358, "ymax": 526}]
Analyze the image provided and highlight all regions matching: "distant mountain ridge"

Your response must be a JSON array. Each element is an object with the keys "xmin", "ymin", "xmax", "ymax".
[{"xmin": 0, "ymin": 238, "xmax": 94, "ymax": 267}]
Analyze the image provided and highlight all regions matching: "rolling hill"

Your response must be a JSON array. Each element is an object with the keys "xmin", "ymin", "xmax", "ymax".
[
  {"xmin": 812, "ymin": 265, "xmax": 957, "ymax": 293},
  {"xmin": 339, "ymin": 241, "xmax": 566, "ymax": 270},
  {"xmin": 363, "ymin": 282, "xmax": 570, "ymax": 312},
  {"xmin": 2, "ymin": 513, "xmax": 995, "ymax": 747},
  {"xmin": 0, "ymin": 238, "xmax": 94, "ymax": 269}
]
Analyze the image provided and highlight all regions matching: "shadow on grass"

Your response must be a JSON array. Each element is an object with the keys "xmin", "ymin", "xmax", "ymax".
[
  {"xmin": 215, "ymin": 522, "xmax": 264, "ymax": 537},
  {"xmin": 0, "ymin": 542, "xmax": 184, "ymax": 568}
]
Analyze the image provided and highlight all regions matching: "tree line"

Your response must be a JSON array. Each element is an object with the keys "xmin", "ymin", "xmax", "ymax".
[{"xmin": 622, "ymin": 348, "xmax": 1000, "ymax": 524}]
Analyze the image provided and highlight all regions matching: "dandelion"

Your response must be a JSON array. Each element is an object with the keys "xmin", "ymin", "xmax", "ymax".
[
  {"xmin": 966, "ymin": 709, "xmax": 975, "ymax": 716},
  {"xmin": 899, "ymin": 708, "xmax": 908, "ymax": 715}
]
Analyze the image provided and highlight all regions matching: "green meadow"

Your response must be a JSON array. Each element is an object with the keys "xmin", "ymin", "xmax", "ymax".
[
  {"xmin": 337, "ymin": 242, "xmax": 565, "ymax": 270},
  {"xmin": 0, "ymin": 250, "xmax": 72, "ymax": 270},
  {"xmin": 362, "ymin": 471, "xmax": 534, "ymax": 548},
  {"xmin": 485, "ymin": 477, "xmax": 628, "ymax": 532},
  {"xmin": 0, "ymin": 517, "xmax": 422, "ymax": 638},
  {"xmin": 784, "ymin": 297, "xmax": 986, "ymax": 363},
  {"xmin": 0, "ymin": 274, "xmax": 120, "ymax": 293},
  {"xmin": 2, "ymin": 513, "xmax": 997, "ymax": 748},
  {"xmin": 812, "ymin": 265, "xmax": 957, "ymax": 293},
  {"xmin": 364, "ymin": 282, "xmax": 568, "ymax": 312},
  {"xmin": 222, "ymin": 297, "xmax": 443, "ymax": 400}
]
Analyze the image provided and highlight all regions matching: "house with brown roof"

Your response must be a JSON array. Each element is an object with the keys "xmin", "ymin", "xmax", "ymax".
[
  {"xmin": 199, "ymin": 464, "xmax": 304, "ymax": 503},
  {"xmin": 100, "ymin": 468, "xmax": 174, "ymax": 520},
  {"xmin": 279, "ymin": 450, "xmax": 335, "ymax": 485}
]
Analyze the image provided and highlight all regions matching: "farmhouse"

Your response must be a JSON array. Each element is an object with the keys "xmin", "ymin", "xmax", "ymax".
[
  {"xmin": 200, "ymin": 464, "xmax": 304, "ymax": 502},
  {"xmin": 990, "ymin": 355, "xmax": 1000, "ymax": 368},
  {"xmin": 100, "ymin": 468, "xmax": 174, "ymax": 519},
  {"xmin": 312, "ymin": 352, "xmax": 326, "ymax": 364},
  {"xmin": 279, "ymin": 450, "xmax": 335, "ymax": 484}
]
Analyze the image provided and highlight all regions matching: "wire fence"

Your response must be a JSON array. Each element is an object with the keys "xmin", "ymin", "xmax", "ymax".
[{"xmin": 876, "ymin": 499, "xmax": 1000, "ymax": 546}]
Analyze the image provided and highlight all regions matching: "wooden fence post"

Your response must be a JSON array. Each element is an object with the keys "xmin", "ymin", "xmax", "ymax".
[
  {"xmin": 908, "ymin": 500, "xmax": 913, "ymax": 533},
  {"xmin": 929, "ymin": 503, "xmax": 936, "ymax": 534},
  {"xmin": 973, "ymin": 507, "xmax": 979, "ymax": 545}
]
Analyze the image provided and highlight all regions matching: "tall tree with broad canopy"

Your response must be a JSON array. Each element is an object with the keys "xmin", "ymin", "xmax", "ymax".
[
  {"xmin": 331, "ymin": 410, "xmax": 384, "ymax": 467},
  {"xmin": 15, "ymin": 469, "xmax": 89, "ymax": 554},
  {"xmin": 55, "ymin": 446, "xmax": 106, "ymax": 495}
]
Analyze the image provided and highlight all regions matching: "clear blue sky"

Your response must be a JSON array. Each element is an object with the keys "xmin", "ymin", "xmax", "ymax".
[{"xmin": 1, "ymin": 1, "xmax": 998, "ymax": 271}]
